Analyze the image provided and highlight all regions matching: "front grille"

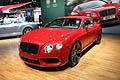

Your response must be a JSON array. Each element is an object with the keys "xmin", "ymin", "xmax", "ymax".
[
  {"xmin": 21, "ymin": 56, "xmax": 40, "ymax": 64},
  {"xmin": 101, "ymin": 18, "xmax": 118, "ymax": 24},
  {"xmin": 99, "ymin": 8, "xmax": 116, "ymax": 17},
  {"xmin": 20, "ymin": 42, "xmax": 39, "ymax": 54}
]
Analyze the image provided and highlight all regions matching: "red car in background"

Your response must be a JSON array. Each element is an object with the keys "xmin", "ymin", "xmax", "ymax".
[
  {"xmin": 71, "ymin": 0, "xmax": 120, "ymax": 25},
  {"xmin": 19, "ymin": 16, "xmax": 102, "ymax": 67}
]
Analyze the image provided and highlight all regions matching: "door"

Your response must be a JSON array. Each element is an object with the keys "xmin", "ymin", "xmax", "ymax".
[
  {"xmin": 82, "ymin": 18, "xmax": 96, "ymax": 46},
  {"xmin": 0, "ymin": 22, "xmax": 18, "ymax": 37},
  {"xmin": 0, "ymin": 24, "xmax": 7, "ymax": 37}
]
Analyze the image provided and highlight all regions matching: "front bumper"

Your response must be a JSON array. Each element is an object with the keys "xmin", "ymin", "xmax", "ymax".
[{"xmin": 19, "ymin": 49, "xmax": 69, "ymax": 67}]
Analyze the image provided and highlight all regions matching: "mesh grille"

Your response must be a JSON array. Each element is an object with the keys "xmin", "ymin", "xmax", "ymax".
[
  {"xmin": 20, "ymin": 42, "xmax": 39, "ymax": 54},
  {"xmin": 99, "ymin": 8, "xmax": 116, "ymax": 17}
]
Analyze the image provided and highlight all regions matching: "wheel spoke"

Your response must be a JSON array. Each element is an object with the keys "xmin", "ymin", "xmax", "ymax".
[
  {"xmin": 77, "ymin": 50, "xmax": 81, "ymax": 57},
  {"xmin": 72, "ymin": 54, "xmax": 80, "ymax": 64},
  {"xmin": 72, "ymin": 49, "xmax": 76, "ymax": 54},
  {"xmin": 69, "ymin": 42, "xmax": 81, "ymax": 67},
  {"xmin": 71, "ymin": 43, "xmax": 81, "ymax": 64}
]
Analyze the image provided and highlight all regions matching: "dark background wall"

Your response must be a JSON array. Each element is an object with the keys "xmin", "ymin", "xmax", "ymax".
[{"xmin": 40, "ymin": 0, "xmax": 65, "ymax": 24}]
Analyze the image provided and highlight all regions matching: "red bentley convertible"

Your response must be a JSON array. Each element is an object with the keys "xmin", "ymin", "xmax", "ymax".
[
  {"xmin": 19, "ymin": 16, "xmax": 102, "ymax": 67},
  {"xmin": 71, "ymin": 0, "xmax": 120, "ymax": 25}
]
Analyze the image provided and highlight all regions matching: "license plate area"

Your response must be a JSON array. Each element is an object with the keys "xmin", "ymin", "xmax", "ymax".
[{"xmin": 103, "ymin": 15, "xmax": 115, "ymax": 20}]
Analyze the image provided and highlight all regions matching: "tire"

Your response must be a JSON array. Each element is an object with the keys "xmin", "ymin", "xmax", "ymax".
[
  {"xmin": 22, "ymin": 27, "xmax": 32, "ymax": 35},
  {"xmin": 96, "ymin": 30, "xmax": 102, "ymax": 44},
  {"xmin": 68, "ymin": 42, "xmax": 81, "ymax": 67}
]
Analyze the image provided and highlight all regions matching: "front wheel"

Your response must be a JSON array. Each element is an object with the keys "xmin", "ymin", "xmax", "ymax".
[
  {"xmin": 22, "ymin": 27, "xmax": 32, "ymax": 35},
  {"xmin": 68, "ymin": 42, "xmax": 81, "ymax": 67}
]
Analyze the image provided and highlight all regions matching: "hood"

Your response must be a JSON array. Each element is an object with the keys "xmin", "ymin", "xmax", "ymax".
[
  {"xmin": 71, "ymin": 6, "xmax": 115, "ymax": 16},
  {"xmin": 22, "ymin": 28, "xmax": 76, "ymax": 45}
]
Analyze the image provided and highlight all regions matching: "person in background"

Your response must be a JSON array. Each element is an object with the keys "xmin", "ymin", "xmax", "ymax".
[
  {"xmin": 3, "ymin": 15, "xmax": 11, "ymax": 24},
  {"xmin": 0, "ymin": 17, "xmax": 3, "ymax": 24},
  {"xmin": 18, "ymin": 13, "xmax": 25, "ymax": 23}
]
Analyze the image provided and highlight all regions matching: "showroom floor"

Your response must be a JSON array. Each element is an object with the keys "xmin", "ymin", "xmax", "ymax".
[{"xmin": 0, "ymin": 26, "xmax": 120, "ymax": 80}]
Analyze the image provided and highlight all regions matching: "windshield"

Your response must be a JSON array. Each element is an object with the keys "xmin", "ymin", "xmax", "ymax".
[
  {"xmin": 73, "ymin": 1, "xmax": 106, "ymax": 11},
  {"xmin": 47, "ymin": 18, "xmax": 81, "ymax": 29}
]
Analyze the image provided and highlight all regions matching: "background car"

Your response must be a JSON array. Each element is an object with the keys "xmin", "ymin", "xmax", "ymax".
[
  {"xmin": 19, "ymin": 16, "xmax": 102, "ymax": 67},
  {"xmin": 71, "ymin": 0, "xmax": 120, "ymax": 25},
  {"xmin": 0, "ymin": 21, "xmax": 39, "ymax": 38},
  {"xmin": 65, "ymin": 0, "xmax": 83, "ymax": 16}
]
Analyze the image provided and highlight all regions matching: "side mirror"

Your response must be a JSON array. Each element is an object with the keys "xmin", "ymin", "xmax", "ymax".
[
  {"xmin": 85, "ymin": 20, "xmax": 91, "ymax": 25},
  {"xmin": 86, "ymin": 24, "xmax": 93, "ymax": 31}
]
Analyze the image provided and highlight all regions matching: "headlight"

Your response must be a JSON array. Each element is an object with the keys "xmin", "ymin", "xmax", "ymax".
[
  {"xmin": 86, "ymin": 13, "xmax": 91, "ymax": 17},
  {"xmin": 118, "ymin": 7, "xmax": 120, "ymax": 11},
  {"xmin": 91, "ymin": 13, "xmax": 97, "ymax": 17},
  {"xmin": 44, "ymin": 44, "xmax": 53, "ymax": 53},
  {"xmin": 56, "ymin": 43, "xmax": 63, "ymax": 50}
]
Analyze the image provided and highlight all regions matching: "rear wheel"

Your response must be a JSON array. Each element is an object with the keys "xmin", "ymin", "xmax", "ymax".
[
  {"xmin": 96, "ymin": 30, "xmax": 102, "ymax": 44},
  {"xmin": 23, "ymin": 27, "xmax": 32, "ymax": 35},
  {"xmin": 68, "ymin": 42, "xmax": 81, "ymax": 67}
]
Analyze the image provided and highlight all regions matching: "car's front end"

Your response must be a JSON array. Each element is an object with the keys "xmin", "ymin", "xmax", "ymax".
[
  {"xmin": 73, "ymin": 6, "xmax": 119, "ymax": 25},
  {"xmin": 19, "ymin": 41, "xmax": 69, "ymax": 67},
  {"xmin": 19, "ymin": 28, "xmax": 76, "ymax": 67},
  {"xmin": 71, "ymin": 0, "xmax": 120, "ymax": 25},
  {"xmin": 85, "ymin": 6, "xmax": 119, "ymax": 24}
]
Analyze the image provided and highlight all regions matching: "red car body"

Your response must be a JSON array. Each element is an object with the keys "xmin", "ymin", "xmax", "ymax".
[
  {"xmin": 71, "ymin": 0, "xmax": 120, "ymax": 25},
  {"xmin": 19, "ymin": 16, "xmax": 102, "ymax": 67}
]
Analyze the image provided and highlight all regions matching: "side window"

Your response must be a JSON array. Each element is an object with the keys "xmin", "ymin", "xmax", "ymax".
[{"xmin": 82, "ymin": 18, "xmax": 93, "ymax": 29}]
